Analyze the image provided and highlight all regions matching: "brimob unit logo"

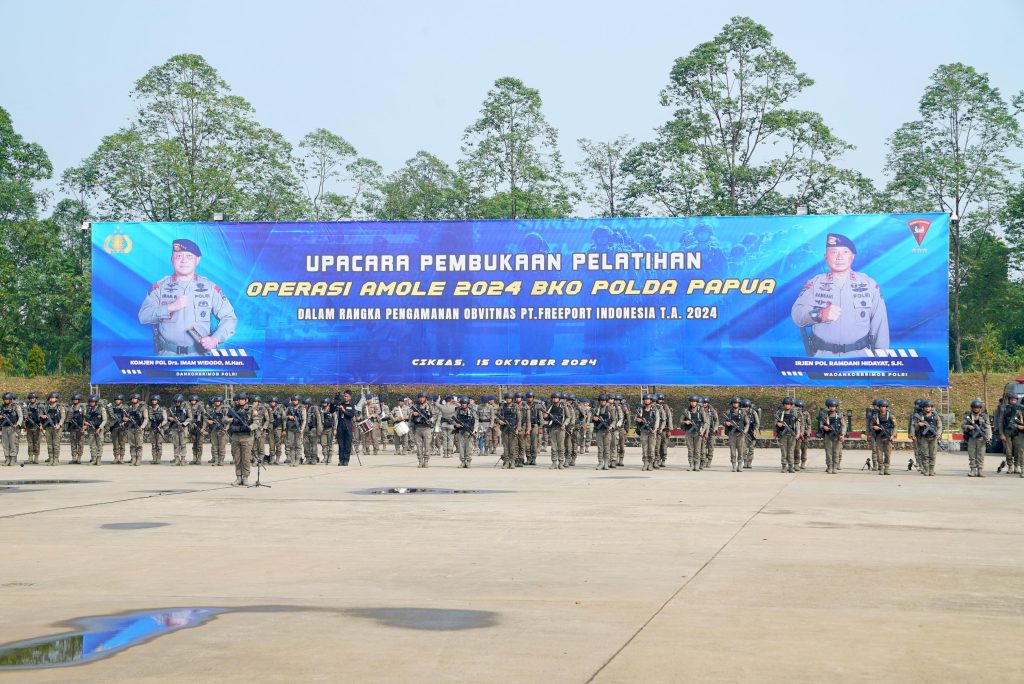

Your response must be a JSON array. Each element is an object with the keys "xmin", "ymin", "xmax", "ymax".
[
  {"xmin": 907, "ymin": 219, "xmax": 931, "ymax": 252},
  {"xmin": 103, "ymin": 228, "xmax": 133, "ymax": 255}
]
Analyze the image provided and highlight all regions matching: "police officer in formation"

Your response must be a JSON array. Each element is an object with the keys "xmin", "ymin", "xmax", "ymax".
[
  {"xmin": 870, "ymin": 400, "xmax": 895, "ymax": 475},
  {"xmin": 635, "ymin": 393, "xmax": 662, "ymax": 470},
  {"xmin": 910, "ymin": 400, "xmax": 942, "ymax": 476},
  {"xmin": 10, "ymin": 387, "xmax": 1024, "ymax": 482},
  {"xmin": 961, "ymin": 400, "xmax": 992, "ymax": 477},
  {"xmin": 1, "ymin": 393, "xmax": 24, "ymax": 466},
  {"xmin": 996, "ymin": 395, "xmax": 1023, "ymax": 476},
  {"xmin": 775, "ymin": 397, "xmax": 803, "ymax": 473},
  {"xmin": 453, "ymin": 396, "xmax": 478, "ymax": 468},
  {"xmin": 681, "ymin": 395, "xmax": 707, "ymax": 471},
  {"xmin": 721, "ymin": 397, "xmax": 748, "ymax": 472},
  {"xmin": 817, "ymin": 398, "xmax": 846, "ymax": 474}
]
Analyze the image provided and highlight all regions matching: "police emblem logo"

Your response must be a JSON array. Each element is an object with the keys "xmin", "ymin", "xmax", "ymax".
[
  {"xmin": 102, "ymin": 228, "xmax": 133, "ymax": 255},
  {"xmin": 827, "ymin": 235, "xmax": 838, "ymax": 246}
]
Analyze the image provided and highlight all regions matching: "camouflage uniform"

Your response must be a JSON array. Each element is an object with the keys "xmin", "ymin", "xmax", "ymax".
[
  {"xmin": 84, "ymin": 398, "xmax": 108, "ymax": 465},
  {"xmin": 41, "ymin": 396, "xmax": 67, "ymax": 466},
  {"xmin": 775, "ymin": 400, "xmax": 803, "ymax": 473},
  {"xmin": 961, "ymin": 403, "xmax": 992, "ymax": 477},
  {"xmin": 720, "ymin": 400, "xmax": 748, "ymax": 472},
  {"xmin": 635, "ymin": 396, "xmax": 662, "ymax": 470},
  {"xmin": 147, "ymin": 399, "xmax": 167, "ymax": 464},
  {"xmin": 680, "ymin": 398, "xmax": 707, "ymax": 471},
  {"xmin": 909, "ymin": 404, "xmax": 942, "ymax": 476},
  {"xmin": 22, "ymin": 396, "xmax": 43, "ymax": 464},
  {"xmin": 1, "ymin": 395, "xmax": 23, "ymax": 466},
  {"xmin": 283, "ymin": 398, "xmax": 306, "ymax": 467},
  {"xmin": 66, "ymin": 398, "xmax": 86, "ymax": 464}
]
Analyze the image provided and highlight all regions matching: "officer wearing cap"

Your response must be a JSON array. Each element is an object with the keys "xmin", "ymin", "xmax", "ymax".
[
  {"xmin": 961, "ymin": 399, "xmax": 992, "ymax": 477},
  {"xmin": 791, "ymin": 233, "xmax": 890, "ymax": 357},
  {"xmin": 1, "ymin": 393, "xmax": 23, "ymax": 466},
  {"xmin": 138, "ymin": 238, "xmax": 238, "ymax": 355}
]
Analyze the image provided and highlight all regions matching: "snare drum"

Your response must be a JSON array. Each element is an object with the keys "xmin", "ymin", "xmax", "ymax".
[
  {"xmin": 357, "ymin": 418, "xmax": 374, "ymax": 435},
  {"xmin": 393, "ymin": 421, "xmax": 410, "ymax": 437}
]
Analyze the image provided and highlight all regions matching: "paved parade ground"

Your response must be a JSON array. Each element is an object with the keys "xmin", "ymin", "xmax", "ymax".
[{"xmin": 2, "ymin": 445, "xmax": 1023, "ymax": 683}]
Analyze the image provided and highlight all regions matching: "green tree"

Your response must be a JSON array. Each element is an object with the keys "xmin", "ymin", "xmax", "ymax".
[
  {"xmin": 885, "ymin": 63, "xmax": 1021, "ymax": 372},
  {"xmin": 628, "ymin": 16, "xmax": 855, "ymax": 217},
  {"xmin": 461, "ymin": 77, "xmax": 569, "ymax": 219},
  {"xmin": 65, "ymin": 54, "xmax": 304, "ymax": 221},
  {"xmin": 295, "ymin": 128, "xmax": 359, "ymax": 220},
  {"xmin": 372, "ymin": 151, "xmax": 470, "ymax": 220},
  {"xmin": 571, "ymin": 136, "xmax": 642, "ymax": 217},
  {"xmin": 26, "ymin": 343, "xmax": 45, "ymax": 377},
  {"xmin": 61, "ymin": 349, "xmax": 82, "ymax": 375},
  {"xmin": 0, "ymin": 106, "xmax": 52, "ymax": 222}
]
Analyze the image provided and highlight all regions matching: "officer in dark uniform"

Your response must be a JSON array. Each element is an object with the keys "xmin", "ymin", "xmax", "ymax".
[
  {"xmin": 334, "ymin": 390, "xmax": 356, "ymax": 466},
  {"xmin": 1, "ymin": 393, "xmax": 23, "ymax": 466},
  {"xmin": 226, "ymin": 392, "xmax": 261, "ymax": 486},
  {"xmin": 108, "ymin": 394, "xmax": 128, "ymax": 464}
]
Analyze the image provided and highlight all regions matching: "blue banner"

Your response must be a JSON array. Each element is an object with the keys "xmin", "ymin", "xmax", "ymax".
[{"xmin": 90, "ymin": 214, "xmax": 949, "ymax": 386}]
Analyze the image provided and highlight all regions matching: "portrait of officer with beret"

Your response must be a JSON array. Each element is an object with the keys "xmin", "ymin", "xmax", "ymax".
[
  {"xmin": 138, "ymin": 239, "xmax": 238, "ymax": 356},
  {"xmin": 790, "ymin": 233, "xmax": 890, "ymax": 357}
]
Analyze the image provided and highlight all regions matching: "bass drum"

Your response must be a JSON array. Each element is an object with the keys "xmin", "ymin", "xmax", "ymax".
[{"xmin": 393, "ymin": 421, "xmax": 410, "ymax": 437}]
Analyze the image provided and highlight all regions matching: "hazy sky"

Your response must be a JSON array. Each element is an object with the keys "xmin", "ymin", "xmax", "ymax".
[{"xmin": 3, "ymin": 0, "xmax": 1023, "ymax": 199}]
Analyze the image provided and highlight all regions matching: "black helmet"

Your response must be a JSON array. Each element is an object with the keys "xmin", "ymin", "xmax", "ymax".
[
  {"xmin": 47, "ymin": 392, "xmax": 59, "ymax": 399},
  {"xmin": 88, "ymin": 394, "xmax": 99, "ymax": 403},
  {"xmin": 129, "ymin": 392, "xmax": 142, "ymax": 400},
  {"xmin": 503, "ymin": 392, "xmax": 512, "ymax": 400},
  {"xmin": 970, "ymin": 399, "xmax": 983, "ymax": 409},
  {"xmin": 269, "ymin": 396, "xmax": 279, "ymax": 403},
  {"xmin": 740, "ymin": 399, "xmax": 751, "ymax": 408},
  {"xmin": 615, "ymin": 394, "xmax": 623, "ymax": 400},
  {"xmin": 872, "ymin": 399, "xmax": 881, "ymax": 407},
  {"xmin": 459, "ymin": 396, "xmax": 469, "ymax": 404},
  {"xmin": 921, "ymin": 400, "xmax": 932, "ymax": 408},
  {"xmin": 71, "ymin": 393, "xmax": 82, "ymax": 401},
  {"xmin": 2, "ymin": 392, "xmax": 14, "ymax": 400},
  {"xmin": 730, "ymin": 396, "xmax": 741, "ymax": 405},
  {"xmin": 551, "ymin": 392, "xmax": 562, "ymax": 400},
  {"xmin": 252, "ymin": 395, "xmax": 262, "ymax": 403},
  {"xmin": 688, "ymin": 395, "xmax": 699, "ymax": 402},
  {"xmin": 782, "ymin": 397, "xmax": 794, "ymax": 405},
  {"xmin": 513, "ymin": 392, "xmax": 522, "ymax": 399},
  {"xmin": 701, "ymin": 396, "xmax": 710, "ymax": 403},
  {"xmin": 568, "ymin": 393, "xmax": 577, "ymax": 401},
  {"xmin": 877, "ymin": 399, "xmax": 890, "ymax": 408},
  {"xmin": 302, "ymin": 397, "xmax": 312, "ymax": 405},
  {"xmin": 656, "ymin": 393, "xmax": 665, "ymax": 400},
  {"xmin": 114, "ymin": 393, "xmax": 124, "ymax": 401},
  {"xmin": 321, "ymin": 397, "xmax": 330, "ymax": 405},
  {"xmin": 914, "ymin": 398, "xmax": 925, "ymax": 407},
  {"xmin": 27, "ymin": 392, "xmax": 38, "ymax": 399},
  {"xmin": 290, "ymin": 395, "xmax": 301, "ymax": 402},
  {"xmin": 598, "ymin": 393, "xmax": 608, "ymax": 401},
  {"xmin": 173, "ymin": 393, "xmax": 184, "ymax": 403},
  {"xmin": 189, "ymin": 394, "xmax": 200, "ymax": 401},
  {"xmin": 525, "ymin": 391, "xmax": 535, "ymax": 398},
  {"xmin": 417, "ymin": 391, "xmax": 428, "ymax": 399},
  {"xmin": 234, "ymin": 392, "xmax": 248, "ymax": 401},
  {"xmin": 643, "ymin": 393, "xmax": 654, "ymax": 401},
  {"xmin": 211, "ymin": 395, "xmax": 223, "ymax": 403},
  {"xmin": 151, "ymin": 394, "xmax": 162, "ymax": 402},
  {"xmin": 825, "ymin": 398, "xmax": 839, "ymax": 408},
  {"xmin": 794, "ymin": 399, "xmax": 804, "ymax": 408}
]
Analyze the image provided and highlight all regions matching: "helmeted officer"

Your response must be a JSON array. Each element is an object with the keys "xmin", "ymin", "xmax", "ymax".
[
  {"xmin": 138, "ymin": 238, "xmax": 238, "ymax": 355},
  {"xmin": 791, "ymin": 233, "xmax": 890, "ymax": 357}
]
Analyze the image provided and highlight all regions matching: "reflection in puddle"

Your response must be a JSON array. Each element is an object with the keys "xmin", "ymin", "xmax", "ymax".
[
  {"xmin": 0, "ymin": 608, "xmax": 225, "ymax": 670},
  {"xmin": 0, "ymin": 480, "xmax": 97, "ymax": 486},
  {"xmin": 100, "ymin": 522, "xmax": 169, "ymax": 530},
  {"xmin": 0, "ymin": 604, "xmax": 497, "ymax": 669}
]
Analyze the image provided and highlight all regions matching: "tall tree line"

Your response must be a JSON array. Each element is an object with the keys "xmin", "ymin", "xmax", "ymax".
[{"xmin": 1, "ymin": 16, "xmax": 1022, "ymax": 375}]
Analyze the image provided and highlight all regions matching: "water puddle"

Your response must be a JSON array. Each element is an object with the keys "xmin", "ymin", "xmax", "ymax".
[
  {"xmin": 589, "ymin": 476, "xmax": 651, "ymax": 480},
  {"xmin": 0, "ymin": 604, "xmax": 496, "ymax": 670},
  {"xmin": 100, "ymin": 522, "xmax": 169, "ymax": 530},
  {"xmin": 356, "ymin": 487, "xmax": 509, "ymax": 495},
  {"xmin": 346, "ymin": 607, "xmax": 498, "ymax": 630},
  {"xmin": 134, "ymin": 489, "xmax": 197, "ymax": 495}
]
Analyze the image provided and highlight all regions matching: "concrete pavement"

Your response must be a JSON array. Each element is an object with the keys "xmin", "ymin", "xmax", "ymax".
[{"xmin": 1, "ymin": 444, "xmax": 1022, "ymax": 682}]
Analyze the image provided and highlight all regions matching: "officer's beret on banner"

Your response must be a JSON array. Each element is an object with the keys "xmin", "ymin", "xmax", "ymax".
[
  {"xmin": 825, "ymin": 233, "xmax": 856, "ymax": 254},
  {"xmin": 172, "ymin": 239, "xmax": 202, "ymax": 257}
]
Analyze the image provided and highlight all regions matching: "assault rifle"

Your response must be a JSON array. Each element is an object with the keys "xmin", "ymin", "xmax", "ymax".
[
  {"xmin": 635, "ymin": 408, "xmax": 654, "ymax": 432},
  {"xmin": 776, "ymin": 413, "xmax": 797, "ymax": 437}
]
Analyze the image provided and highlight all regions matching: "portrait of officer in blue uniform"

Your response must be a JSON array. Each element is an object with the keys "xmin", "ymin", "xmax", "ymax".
[
  {"xmin": 137, "ymin": 239, "xmax": 238, "ymax": 356},
  {"xmin": 790, "ymin": 233, "xmax": 890, "ymax": 357}
]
